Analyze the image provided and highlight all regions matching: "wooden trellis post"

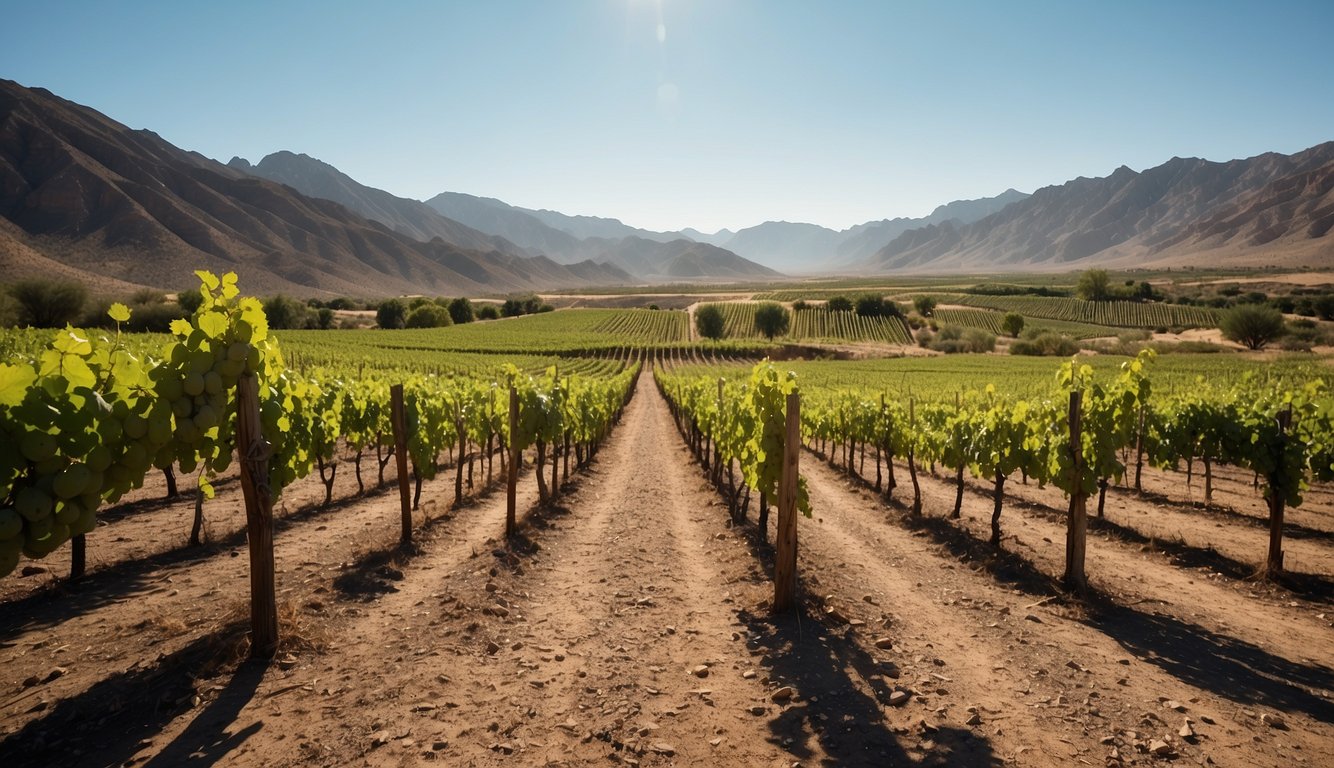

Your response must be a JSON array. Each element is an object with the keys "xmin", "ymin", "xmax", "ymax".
[
  {"xmin": 390, "ymin": 384, "xmax": 412, "ymax": 544},
  {"xmin": 236, "ymin": 372, "xmax": 277, "ymax": 658},
  {"xmin": 1062, "ymin": 390, "xmax": 1088, "ymax": 592},
  {"xmin": 774, "ymin": 392, "xmax": 801, "ymax": 612}
]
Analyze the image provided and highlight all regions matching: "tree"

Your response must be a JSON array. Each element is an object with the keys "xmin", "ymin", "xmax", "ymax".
[
  {"xmin": 1002, "ymin": 312, "xmax": 1025, "ymax": 337},
  {"xmin": 826, "ymin": 295, "xmax": 853, "ymax": 312},
  {"xmin": 913, "ymin": 296, "xmax": 937, "ymax": 317},
  {"xmin": 1220, "ymin": 304, "xmax": 1285, "ymax": 350},
  {"xmin": 8, "ymin": 279, "xmax": 87, "ymax": 328},
  {"xmin": 1076, "ymin": 269, "xmax": 1112, "ymax": 302},
  {"xmin": 447, "ymin": 297, "xmax": 475, "ymax": 324},
  {"xmin": 476, "ymin": 304, "xmax": 501, "ymax": 320},
  {"xmin": 405, "ymin": 304, "xmax": 453, "ymax": 328},
  {"xmin": 377, "ymin": 298, "xmax": 408, "ymax": 329},
  {"xmin": 754, "ymin": 303, "xmax": 790, "ymax": 340},
  {"xmin": 695, "ymin": 304, "xmax": 725, "ymax": 340},
  {"xmin": 855, "ymin": 294, "xmax": 888, "ymax": 317},
  {"xmin": 176, "ymin": 288, "xmax": 204, "ymax": 314},
  {"xmin": 262, "ymin": 295, "xmax": 312, "ymax": 330}
]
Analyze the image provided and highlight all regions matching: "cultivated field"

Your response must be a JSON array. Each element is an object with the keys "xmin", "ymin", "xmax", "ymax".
[{"xmin": 1, "ymin": 275, "xmax": 1332, "ymax": 768}]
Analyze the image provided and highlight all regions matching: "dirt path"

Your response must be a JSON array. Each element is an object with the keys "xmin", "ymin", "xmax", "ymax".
[
  {"xmin": 4, "ymin": 372, "xmax": 1333, "ymax": 767},
  {"xmin": 793, "ymin": 454, "xmax": 1334, "ymax": 766}
]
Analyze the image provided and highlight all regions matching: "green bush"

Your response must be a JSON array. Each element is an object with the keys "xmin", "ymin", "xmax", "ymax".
[
  {"xmin": 927, "ymin": 325, "xmax": 995, "ymax": 354},
  {"xmin": 1010, "ymin": 332, "xmax": 1079, "ymax": 356},
  {"xmin": 8, "ymin": 279, "xmax": 87, "ymax": 328},
  {"xmin": 1219, "ymin": 304, "xmax": 1285, "ymax": 350},
  {"xmin": 377, "ymin": 299, "xmax": 408, "ymax": 329},
  {"xmin": 405, "ymin": 304, "xmax": 453, "ymax": 328},
  {"xmin": 695, "ymin": 304, "xmax": 725, "ymax": 340}
]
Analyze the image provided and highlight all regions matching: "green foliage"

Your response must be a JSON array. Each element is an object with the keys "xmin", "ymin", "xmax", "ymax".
[
  {"xmin": 1076, "ymin": 269, "xmax": 1112, "ymax": 302},
  {"xmin": 826, "ymin": 296, "xmax": 853, "ymax": 312},
  {"xmin": 695, "ymin": 304, "xmax": 725, "ymax": 340},
  {"xmin": 1010, "ymin": 332, "xmax": 1079, "ymax": 356},
  {"xmin": 927, "ymin": 326, "xmax": 995, "ymax": 354},
  {"xmin": 913, "ymin": 295, "xmax": 937, "ymax": 317},
  {"xmin": 1002, "ymin": 312, "xmax": 1025, "ymax": 337},
  {"xmin": 263, "ymin": 295, "xmax": 315, "ymax": 330},
  {"xmin": 753, "ymin": 303, "xmax": 790, "ymax": 340},
  {"xmin": 448, "ymin": 297, "xmax": 475, "ymax": 325},
  {"xmin": 376, "ymin": 299, "xmax": 408, "ymax": 330},
  {"xmin": 1219, "ymin": 304, "xmax": 1285, "ymax": 350},
  {"xmin": 405, "ymin": 304, "xmax": 453, "ymax": 329},
  {"xmin": 476, "ymin": 304, "xmax": 501, "ymax": 320},
  {"xmin": 8, "ymin": 279, "xmax": 87, "ymax": 328}
]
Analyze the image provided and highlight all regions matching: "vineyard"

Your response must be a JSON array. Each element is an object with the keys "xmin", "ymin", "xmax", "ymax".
[
  {"xmin": 1, "ymin": 275, "xmax": 1332, "ymax": 767},
  {"xmin": 696, "ymin": 301, "xmax": 914, "ymax": 344},
  {"xmin": 938, "ymin": 293, "xmax": 1221, "ymax": 329},
  {"xmin": 930, "ymin": 307, "xmax": 1119, "ymax": 340}
]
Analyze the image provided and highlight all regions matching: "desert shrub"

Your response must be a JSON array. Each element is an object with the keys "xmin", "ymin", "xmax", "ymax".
[
  {"xmin": 405, "ymin": 304, "xmax": 453, "ymax": 328},
  {"xmin": 8, "ymin": 279, "xmax": 87, "ymax": 328},
  {"xmin": 1010, "ymin": 332, "xmax": 1079, "ymax": 356},
  {"xmin": 263, "ymin": 295, "xmax": 315, "ymax": 330},
  {"xmin": 377, "ymin": 299, "xmax": 408, "ymax": 329},
  {"xmin": 448, "ymin": 297, "xmax": 475, "ymax": 324},
  {"xmin": 1219, "ymin": 304, "xmax": 1285, "ymax": 350},
  {"xmin": 927, "ymin": 325, "xmax": 995, "ymax": 354}
]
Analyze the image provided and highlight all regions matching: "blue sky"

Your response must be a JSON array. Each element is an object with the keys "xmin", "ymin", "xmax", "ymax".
[{"xmin": 3, "ymin": 1, "xmax": 1332, "ymax": 233}]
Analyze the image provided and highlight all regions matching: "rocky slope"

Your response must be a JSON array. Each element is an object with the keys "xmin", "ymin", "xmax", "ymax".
[
  {"xmin": 0, "ymin": 79, "xmax": 629, "ymax": 297},
  {"xmin": 868, "ymin": 145, "xmax": 1334, "ymax": 271}
]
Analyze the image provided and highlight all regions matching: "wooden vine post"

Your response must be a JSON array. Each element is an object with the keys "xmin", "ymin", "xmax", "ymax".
[
  {"xmin": 1062, "ymin": 390, "xmax": 1088, "ymax": 592},
  {"xmin": 774, "ymin": 391, "xmax": 801, "ymax": 613},
  {"xmin": 390, "ymin": 384, "xmax": 412, "ymax": 544},
  {"xmin": 506, "ymin": 386, "xmax": 519, "ymax": 538},
  {"xmin": 236, "ymin": 372, "xmax": 278, "ymax": 659},
  {"xmin": 1266, "ymin": 404, "xmax": 1292, "ymax": 579}
]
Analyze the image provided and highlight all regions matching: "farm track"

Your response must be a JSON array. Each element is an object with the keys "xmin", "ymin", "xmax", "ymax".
[
  {"xmin": 0, "ymin": 445, "xmax": 542, "ymax": 766},
  {"xmin": 794, "ymin": 457, "xmax": 1334, "ymax": 766},
  {"xmin": 1, "ymin": 371, "xmax": 1332, "ymax": 767}
]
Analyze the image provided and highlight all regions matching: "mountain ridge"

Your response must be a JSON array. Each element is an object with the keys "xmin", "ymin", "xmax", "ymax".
[
  {"xmin": 0, "ymin": 79, "xmax": 630, "ymax": 297},
  {"xmin": 867, "ymin": 144, "xmax": 1334, "ymax": 271}
]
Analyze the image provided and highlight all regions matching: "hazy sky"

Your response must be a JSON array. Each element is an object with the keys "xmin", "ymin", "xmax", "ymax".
[{"xmin": 3, "ymin": 1, "xmax": 1332, "ymax": 233}]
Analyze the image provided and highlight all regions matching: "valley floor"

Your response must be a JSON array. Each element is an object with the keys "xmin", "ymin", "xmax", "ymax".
[{"xmin": 1, "ymin": 373, "xmax": 1331, "ymax": 767}]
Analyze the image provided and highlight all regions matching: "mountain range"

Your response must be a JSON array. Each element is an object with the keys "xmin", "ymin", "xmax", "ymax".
[
  {"xmin": 0, "ymin": 79, "xmax": 638, "ymax": 297},
  {"xmin": 1, "ymin": 77, "xmax": 1330, "ymax": 299},
  {"xmin": 868, "ymin": 145, "xmax": 1334, "ymax": 271}
]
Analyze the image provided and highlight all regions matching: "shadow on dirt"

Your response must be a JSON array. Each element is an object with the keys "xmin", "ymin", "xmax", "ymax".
[
  {"xmin": 1086, "ymin": 598, "xmax": 1334, "ymax": 722},
  {"xmin": 0, "ymin": 485, "xmax": 401, "ymax": 642},
  {"xmin": 0, "ymin": 622, "xmax": 264, "ymax": 768}
]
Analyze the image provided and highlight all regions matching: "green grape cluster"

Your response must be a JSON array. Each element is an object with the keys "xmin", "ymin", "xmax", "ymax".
[{"xmin": 0, "ymin": 271, "xmax": 282, "ymax": 577}]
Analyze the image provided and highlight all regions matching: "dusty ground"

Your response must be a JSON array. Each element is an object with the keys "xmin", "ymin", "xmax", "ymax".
[{"xmin": 1, "ymin": 374, "xmax": 1332, "ymax": 767}]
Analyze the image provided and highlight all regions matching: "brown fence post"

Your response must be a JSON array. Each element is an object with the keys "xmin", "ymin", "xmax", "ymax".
[
  {"xmin": 236, "ymin": 372, "xmax": 278, "ymax": 659},
  {"xmin": 1062, "ymin": 390, "xmax": 1088, "ymax": 591},
  {"xmin": 506, "ymin": 386, "xmax": 519, "ymax": 538},
  {"xmin": 774, "ymin": 391, "xmax": 801, "ymax": 613},
  {"xmin": 390, "ymin": 384, "xmax": 412, "ymax": 544}
]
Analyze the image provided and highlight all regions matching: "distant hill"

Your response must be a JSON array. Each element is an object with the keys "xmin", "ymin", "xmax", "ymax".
[
  {"xmin": 229, "ymin": 151, "xmax": 529, "ymax": 258},
  {"xmin": 867, "ymin": 145, "xmax": 1334, "ymax": 271},
  {"xmin": 835, "ymin": 189, "xmax": 1030, "ymax": 263},
  {"xmin": 678, "ymin": 227, "xmax": 735, "ymax": 247},
  {"xmin": 518, "ymin": 207, "xmax": 679, "ymax": 243},
  {"xmin": 424, "ymin": 191, "xmax": 583, "ymax": 260},
  {"xmin": 0, "ymin": 79, "xmax": 630, "ymax": 296},
  {"xmin": 578, "ymin": 237, "xmax": 780, "ymax": 280},
  {"xmin": 425, "ymin": 191, "xmax": 777, "ymax": 279},
  {"xmin": 717, "ymin": 189, "xmax": 1030, "ymax": 272}
]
